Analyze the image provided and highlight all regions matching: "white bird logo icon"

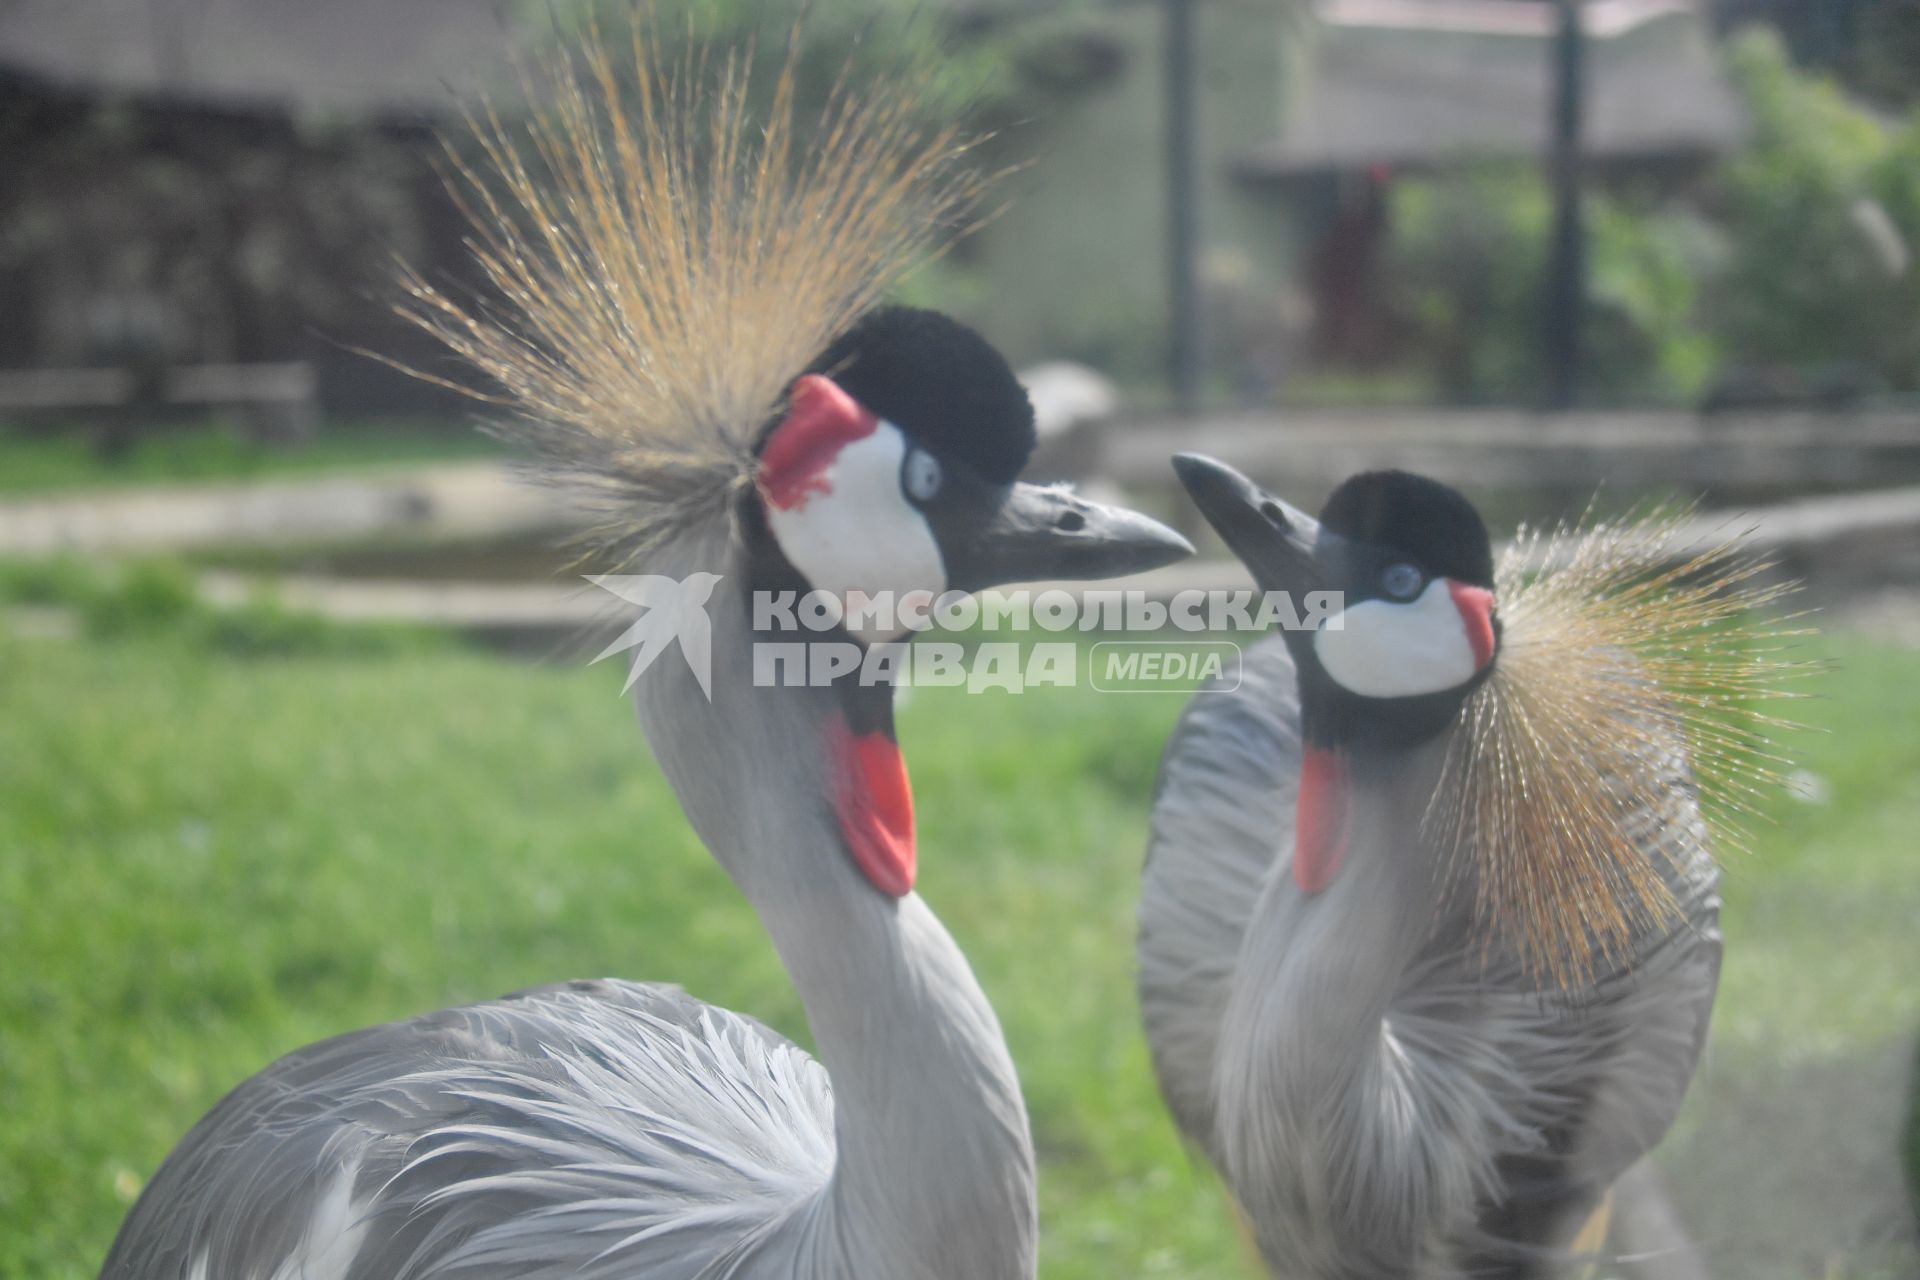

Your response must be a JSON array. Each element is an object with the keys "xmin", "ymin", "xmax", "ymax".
[{"xmin": 585, "ymin": 573, "xmax": 723, "ymax": 699}]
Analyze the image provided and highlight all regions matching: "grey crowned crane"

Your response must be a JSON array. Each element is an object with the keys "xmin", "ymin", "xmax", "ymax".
[
  {"xmin": 100, "ymin": 34, "xmax": 1190, "ymax": 1280},
  {"xmin": 1139, "ymin": 456, "xmax": 1801, "ymax": 1280}
]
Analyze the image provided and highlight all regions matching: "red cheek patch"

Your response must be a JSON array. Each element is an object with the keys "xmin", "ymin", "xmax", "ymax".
[
  {"xmin": 827, "ymin": 715, "xmax": 917, "ymax": 897},
  {"xmin": 759, "ymin": 374, "xmax": 879, "ymax": 512},
  {"xmin": 1447, "ymin": 581, "xmax": 1496, "ymax": 671},
  {"xmin": 1294, "ymin": 746, "xmax": 1348, "ymax": 895}
]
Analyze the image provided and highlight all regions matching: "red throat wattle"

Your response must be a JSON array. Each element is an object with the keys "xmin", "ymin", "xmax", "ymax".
[
  {"xmin": 1294, "ymin": 747, "xmax": 1349, "ymax": 895},
  {"xmin": 1447, "ymin": 581, "xmax": 1497, "ymax": 670},
  {"xmin": 758, "ymin": 374, "xmax": 879, "ymax": 512},
  {"xmin": 827, "ymin": 716, "xmax": 917, "ymax": 897}
]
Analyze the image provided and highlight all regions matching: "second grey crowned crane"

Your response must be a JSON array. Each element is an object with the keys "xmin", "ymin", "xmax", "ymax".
[
  {"xmin": 100, "ymin": 31, "xmax": 1190, "ymax": 1280},
  {"xmin": 1140, "ymin": 456, "xmax": 1798, "ymax": 1279}
]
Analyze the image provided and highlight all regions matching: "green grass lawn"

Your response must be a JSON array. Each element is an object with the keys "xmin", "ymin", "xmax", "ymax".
[
  {"xmin": 0, "ymin": 420, "xmax": 497, "ymax": 497},
  {"xmin": 1, "ymin": 618, "xmax": 1915, "ymax": 1278}
]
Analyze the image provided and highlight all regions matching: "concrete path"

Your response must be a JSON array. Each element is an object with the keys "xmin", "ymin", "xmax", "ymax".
[
  {"xmin": 0, "ymin": 463, "xmax": 572, "ymax": 556},
  {"xmin": 227, "ymin": 480, "xmax": 1920, "ymax": 633},
  {"xmin": 6, "ymin": 454, "xmax": 1920, "ymax": 656},
  {"xmin": 7, "ymin": 418, "xmax": 1920, "ymax": 562}
]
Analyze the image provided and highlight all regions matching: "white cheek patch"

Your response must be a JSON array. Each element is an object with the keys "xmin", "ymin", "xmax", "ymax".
[
  {"xmin": 765, "ymin": 421, "xmax": 947, "ymax": 645},
  {"xmin": 1314, "ymin": 577, "xmax": 1479, "ymax": 698}
]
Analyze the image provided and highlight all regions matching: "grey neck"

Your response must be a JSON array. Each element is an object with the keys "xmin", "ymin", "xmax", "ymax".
[
  {"xmin": 631, "ymin": 539, "xmax": 1037, "ymax": 1279},
  {"xmin": 1215, "ymin": 739, "xmax": 1460, "ymax": 1270}
]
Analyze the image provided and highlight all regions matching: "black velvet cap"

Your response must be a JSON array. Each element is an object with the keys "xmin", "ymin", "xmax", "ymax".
[
  {"xmin": 1318, "ymin": 470, "xmax": 1494, "ymax": 589},
  {"xmin": 805, "ymin": 306, "xmax": 1037, "ymax": 485}
]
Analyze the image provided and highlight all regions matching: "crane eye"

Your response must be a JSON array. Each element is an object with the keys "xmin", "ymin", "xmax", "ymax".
[
  {"xmin": 1381, "ymin": 562, "xmax": 1423, "ymax": 601},
  {"xmin": 902, "ymin": 448, "xmax": 943, "ymax": 503}
]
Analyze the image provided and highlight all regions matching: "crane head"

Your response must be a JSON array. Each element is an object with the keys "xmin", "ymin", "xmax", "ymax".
[
  {"xmin": 1172, "ymin": 454, "xmax": 1500, "ymax": 753},
  {"xmin": 729, "ymin": 308, "xmax": 1190, "ymax": 901},
  {"xmin": 1176, "ymin": 454, "xmax": 1807, "ymax": 970},
  {"xmin": 749, "ymin": 307, "xmax": 1193, "ymax": 645}
]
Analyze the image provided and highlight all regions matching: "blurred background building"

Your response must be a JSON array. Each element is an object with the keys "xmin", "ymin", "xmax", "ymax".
[
  {"xmin": 0, "ymin": 0, "xmax": 528, "ymax": 423},
  {"xmin": 3, "ymin": 0, "xmax": 1917, "ymax": 427}
]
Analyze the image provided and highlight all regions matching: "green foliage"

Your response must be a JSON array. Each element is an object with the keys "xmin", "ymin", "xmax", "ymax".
[
  {"xmin": 0, "ymin": 420, "xmax": 495, "ymax": 497},
  {"xmin": 192, "ymin": 592, "xmax": 444, "ymax": 659},
  {"xmin": 0, "ymin": 556, "xmax": 85, "ymax": 606},
  {"xmin": 1759, "ymin": 0, "xmax": 1920, "ymax": 111},
  {"xmin": 77, "ymin": 560, "xmax": 199, "ymax": 639},
  {"xmin": 1856, "ymin": 0, "xmax": 1920, "ymax": 108},
  {"xmin": 1386, "ymin": 166, "xmax": 1720, "ymax": 403},
  {"xmin": 0, "ymin": 556, "xmax": 446, "ymax": 657},
  {"xmin": 1388, "ymin": 166, "xmax": 1549, "ymax": 402},
  {"xmin": 1708, "ymin": 29, "xmax": 1920, "ymax": 390},
  {"xmin": 1382, "ymin": 30, "xmax": 1920, "ymax": 404},
  {"xmin": 1586, "ymin": 198, "xmax": 1724, "ymax": 400}
]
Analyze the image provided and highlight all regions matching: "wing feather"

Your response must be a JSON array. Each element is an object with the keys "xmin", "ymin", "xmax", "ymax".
[
  {"xmin": 102, "ymin": 980, "xmax": 836, "ymax": 1280},
  {"xmin": 1138, "ymin": 636, "xmax": 1303, "ymax": 1150}
]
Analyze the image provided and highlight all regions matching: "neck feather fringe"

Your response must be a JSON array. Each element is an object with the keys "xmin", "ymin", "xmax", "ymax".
[
  {"xmin": 392, "ymin": 19, "xmax": 989, "ymax": 566},
  {"xmin": 1426, "ymin": 509, "xmax": 1811, "ymax": 990}
]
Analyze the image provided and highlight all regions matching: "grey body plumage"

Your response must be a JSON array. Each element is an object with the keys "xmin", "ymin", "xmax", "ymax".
[
  {"xmin": 1142, "ymin": 637, "xmax": 1720, "ymax": 1278},
  {"xmin": 1142, "ymin": 459, "xmax": 1735, "ymax": 1280}
]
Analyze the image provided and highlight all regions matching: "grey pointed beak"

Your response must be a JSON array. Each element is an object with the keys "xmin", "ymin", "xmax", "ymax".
[
  {"xmin": 943, "ymin": 481, "xmax": 1193, "ymax": 591},
  {"xmin": 1171, "ymin": 453, "xmax": 1328, "ymax": 595}
]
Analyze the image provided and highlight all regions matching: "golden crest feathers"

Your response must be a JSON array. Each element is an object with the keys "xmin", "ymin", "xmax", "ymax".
[
  {"xmin": 394, "ymin": 18, "xmax": 991, "ymax": 563},
  {"xmin": 1427, "ymin": 508, "xmax": 1811, "ymax": 989}
]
